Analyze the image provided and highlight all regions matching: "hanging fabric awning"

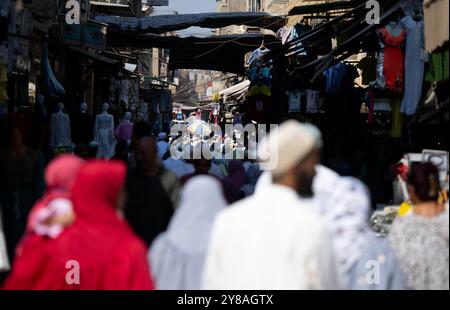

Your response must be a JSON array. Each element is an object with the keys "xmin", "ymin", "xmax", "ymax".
[
  {"xmin": 95, "ymin": 12, "xmax": 285, "ymax": 34},
  {"xmin": 106, "ymin": 33, "xmax": 280, "ymax": 75},
  {"xmin": 43, "ymin": 42, "xmax": 65, "ymax": 98},
  {"xmin": 219, "ymin": 79, "xmax": 250, "ymax": 102}
]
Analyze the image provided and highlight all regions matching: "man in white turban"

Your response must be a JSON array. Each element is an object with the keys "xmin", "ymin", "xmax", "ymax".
[{"xmin": 202, "ymin": 120, "xmax": 341, "ymax": 290}]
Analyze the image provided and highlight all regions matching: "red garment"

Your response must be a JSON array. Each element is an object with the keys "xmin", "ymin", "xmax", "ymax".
[
  {"xmin": 3, "ymin": 161, "xmax": 154, "ymax": 290},
  {"xmin": 378, "ymin": 26, "xmax": 406, "ymax": 93}
]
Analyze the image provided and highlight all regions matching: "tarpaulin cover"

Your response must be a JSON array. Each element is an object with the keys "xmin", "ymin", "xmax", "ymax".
[{"xmin": 95, "ymin": 12, "xmax": 285, "ymax": 34}]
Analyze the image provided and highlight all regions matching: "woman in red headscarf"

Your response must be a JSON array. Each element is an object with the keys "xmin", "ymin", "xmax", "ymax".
[
  {"xmin": 3, "ymin": 161, "xmax": 154, "ymax": 290},
  {"xmin": 26, "ymin": 155, "xmax": 84, "ymax": 238}
]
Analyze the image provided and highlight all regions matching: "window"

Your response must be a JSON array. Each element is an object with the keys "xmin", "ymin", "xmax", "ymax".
[{"xmin": 248, "ymin": 0, "xmax": 262, "ymax": 12}]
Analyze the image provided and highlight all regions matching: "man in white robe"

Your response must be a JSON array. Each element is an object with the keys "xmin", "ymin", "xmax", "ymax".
[{"xmin": 202, "ymin": 120, "xmax": 341, "ymax": 290}]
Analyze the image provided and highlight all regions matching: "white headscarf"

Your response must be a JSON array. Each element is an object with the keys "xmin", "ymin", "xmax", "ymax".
[{"xmin": 149, "ymin": 176, "xmax": 227, "ymax": 290}]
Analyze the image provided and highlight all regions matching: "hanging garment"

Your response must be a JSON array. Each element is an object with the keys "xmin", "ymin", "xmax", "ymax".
[
  {"xmin": 247, "ymin": 66, "xmax": 271, "ymax": 86},
  {"xmin": 400, "ymin": 16, "xmax": 427, "ymax": 115},
  {"xmin": 245, "ymin": 96, "xmax": 271, "ymax": 123},
  {"xmin": 247, "ymin": 47, "xmax": 270, "ymax": 67},
  {"xmin": 247, "ymin": 84, "xmax": 271, "ymax": 97},
  {"xmin": 287, "ymin": 90, "xmax": 303, "ymax": 113},
  {"xmin": 306, "ymin": 89, "xmax": 321, "ymax": 113},
  {"xmin": 425, "ymin": 50, "xmax": 449, "ymax": 82},
  {"xmin": 357, "ymin": 55, "xmax": 378, "ymax": 85},
  {"xmin": 93, "ymin": 112, "xmax": 115, "ymax": 159},
  {"xmin": 377, "ymin": 24, "xmax": 406, "ymax": 93},
  {"xmin": 324, "ymin": 63, "xmax": 347, "ymax": 96},
  {"xmin": 49, "ymin": 111, "xmax": 72, "ymax": 147},
  {"xmin": 43, "ymin": 43, "xmax": 65, "ymax": 98},
  {"xmin": 276, "ymin": 26, "xmax": 293, "ymax": 45}
]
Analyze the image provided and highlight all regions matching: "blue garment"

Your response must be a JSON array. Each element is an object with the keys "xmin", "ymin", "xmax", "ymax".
[
  {"xmin": 400, "ymin": 15, "xmax": 426, "ymax": 115},
  {"xmin": 324, "ymin": 63, "xmax": 347, "ymax": 96},
  {"xmin": 43, "ymin": 43, "xmax": 65, "ymax": 98},
  {"xmin": 247, "ymin": 48, "xmax": 269, "ymax": 66}
]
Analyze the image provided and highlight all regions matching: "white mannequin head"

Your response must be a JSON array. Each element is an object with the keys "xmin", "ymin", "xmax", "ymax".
[
  {"xmin": 80, "ymin": 102, "xmax": 87, "ymax": 113},
  {"xmin": 124, "ymin": 111, "xmax": 132, "ymax": 122},
  {"xmin": 102, "ymin": 103, "xmax": 109, "ymax": 113},
  {"xmin": 58, "ymin": 102, "xmax": 64, "ymax": 112}
]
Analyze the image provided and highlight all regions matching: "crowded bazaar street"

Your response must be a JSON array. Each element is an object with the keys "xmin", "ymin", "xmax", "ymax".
[{"xmin": 0, "ymin": 0, "xmax": 449, "ymax": 299}]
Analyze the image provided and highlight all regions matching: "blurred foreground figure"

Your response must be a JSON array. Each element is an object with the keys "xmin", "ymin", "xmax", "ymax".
[
  {"xmin": 388, "ymin": 162, "xmax": 449, "ymax": 290},
  {"xmin": 202, "ymin": 120, "xmax": 340, "ymax": 290},
  {"xmin": 126, "ymin": 136, "xmax": 178, "ymax": 246},
  {"xmin": 3, "ymin": 161, "xmax": 154, "ymax": 290},
  {"xmin": 149, "ymin": 176, "xmax": 227, "ymax": 290},
  {"xmin": 301, "ymin": 124, "xmax": 406, "ymax": 289},
  {"xmin": 0, "ymin": 122, "xmax": 45, "ymax": 263},
  {"xmin": 26, "ymin": 155, "xmax": 84, "ymax": 238}
]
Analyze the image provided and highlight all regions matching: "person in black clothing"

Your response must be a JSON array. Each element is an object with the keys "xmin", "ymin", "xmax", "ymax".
[{"xmin": 125, "ymin": 135, "xmax": 174, "ymax": 247}]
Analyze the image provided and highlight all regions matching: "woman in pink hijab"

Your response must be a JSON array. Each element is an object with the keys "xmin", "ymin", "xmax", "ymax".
[{"xmin": 26, "ymin": 155, "xmax": 85, "ymax": 238}]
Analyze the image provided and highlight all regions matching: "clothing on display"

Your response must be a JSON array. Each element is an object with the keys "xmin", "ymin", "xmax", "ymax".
[
  {"xmin": 93, "ymin": 104, "xmax": 116, "ymax": 159},
  {"xmin": 248, "ymin": 84, "xmax": 271, "ymax": 97},
  {"xmin": 43, "ymin": 43, "xmax": 65, "ymax": 98},
  {"xmin": 357, "ymin": 55, "xmax": 378, "ymax": 85},
  {"xmin": 400, "ymin": 15, "xmax": 427, "ymax": 115},
  {"xmin": 49, "ymin": 103, "xmax": 72, "ymax": 148},
  {"xmin": 276, "ymin": 26, "xmax": 293, "ymax": 45},
  {"xmin": 324, "ymin": 63, "xmax": 347, "ymax": 96},
  {"xmin": 245, "ymin": 96, "xmax": 270, "ymax": 123},
  {"xmin": 287, "ymin": 90, "xmax": 304, "ymax": 113},
  {"xmin": 247, "ymin": 47, "xmax": 270, "ymax": 67},
  {"xmin": 306, "ymin": 89, "xmax": 321, "ymax": 113},
  {"xmin": 425, "ymin": 50, "xmax": 449, "ymax": 82},
  {"xmin": 377, "ymin": 22, "xmax": 406, "ymax": 93}
]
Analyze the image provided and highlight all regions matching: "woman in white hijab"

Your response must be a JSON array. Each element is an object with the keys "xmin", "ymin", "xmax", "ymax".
[{"xmin": 148, "ymin": 175, "xmax": 227, "ymax": 290}]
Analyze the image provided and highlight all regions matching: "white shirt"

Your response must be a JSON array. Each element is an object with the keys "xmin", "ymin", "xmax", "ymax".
[{"xmin": 202, "ymin": 183, "xmax": 341, "ymax": 290}]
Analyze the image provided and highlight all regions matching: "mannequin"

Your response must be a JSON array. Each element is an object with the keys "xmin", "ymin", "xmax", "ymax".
[
  {"xmin": 35, "ymin": 94, "xmax": 48, "ymax": 121},
  {"xmin": 72, "ymin": 102, "xmax": 93, "ymax": 145},
  {"xmin": 376, "ymin": 21, "xmax": 406, "ymax": 93},
  {"xmin": 49, "ymin": 102, "xmax": 72, "ymax": 147},
  {"xmin": 93, "ymin": 103, "xmax": 115, "ymax": 159},
  {"xmin": 115, "ymin": 111, "xmax": 134, "ymax": 144},
  {"xmin": 139, "ymin": 102, "xmax": 149, "ymax": 123}
]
